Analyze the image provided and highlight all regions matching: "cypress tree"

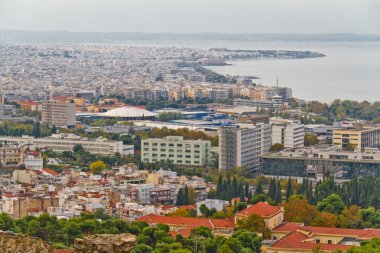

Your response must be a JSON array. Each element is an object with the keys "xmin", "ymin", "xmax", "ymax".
[
  {"xmin": 217, "ymin": 175, "xmax": 223, "ymax": 196},
  {"xmin": 184, "ymin": 185, "xmax": 189, "ymax": 205},
  {"xmin": 268, "ymin": 178, "xmax": 276, "ymax": 200},
  {"xmin": 232, "ymin": 176, "xmax": 238, "ymax": 198},
  {"xmin": 275, "ymin": 179, "xmax": 282, "ymax": 204},
  {"xmin": 306, "ymin": 181, "xmax": 314, "ymax": 204},
  {"xmin": 176, "ymin": 188, "xmax": 184, "ymax": 206},
  {"xmin": 285, "ymin": 177, "xmax": 293, "ymax": 201},
  {"xmin": 256, "ymin": 181, "xmax": 264, "ymax": 195},
  {"xmin": 245, "ymin": 182, "xmax": 249, "ymax": 197}
]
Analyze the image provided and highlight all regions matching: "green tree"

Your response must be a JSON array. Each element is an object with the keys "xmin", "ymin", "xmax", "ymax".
[
  {"xmin": 304, "ymin": 133, "xmax": 319, "ymax": 146},
  {"xmin": 347, "ymin": 238, "xmax": 380, "ymax": 253},
  {"xmin": 269, "ymin": 143, "xmax": 284, "ymax": 152},
  {"xmin": 176, "ymin": 188, "xmax": 185, "ymax": 206},
  {"xmin": 317, "ymin": 194, "xmax": 346, "ymax": 215},
  {"xmin": 285, "ymin": 177, "xmax": 293, "ymax": 201},
  {"xmin": 236, "ymin": 214, "xmax": 271, "ymax": 239}
]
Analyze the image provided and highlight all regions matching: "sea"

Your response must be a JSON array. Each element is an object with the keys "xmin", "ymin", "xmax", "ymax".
[{"xmin": 121, "ymin": 40, "xmax": 380, "ymax": 103}]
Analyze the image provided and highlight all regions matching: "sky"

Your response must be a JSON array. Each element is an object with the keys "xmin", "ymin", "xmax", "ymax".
[{"xmin": 0, "ymin": 0, "xmax": 379, "ymax": 34}]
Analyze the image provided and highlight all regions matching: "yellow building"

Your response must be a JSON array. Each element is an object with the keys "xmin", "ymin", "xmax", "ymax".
[
  {"xmin": 333, "ymin": 127, "xmax": 380, "ymax": 151},
  {"xmin": 235, "ymin": 201, "xmax": 284, "ymax": 230}
]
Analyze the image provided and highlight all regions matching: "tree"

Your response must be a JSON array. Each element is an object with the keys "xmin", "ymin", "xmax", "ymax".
[
  {"xmin": 32, "ymin": 122, "xmax": 41, "ymax": 137},
  {"xmin": 317, "ymin": 194, "xmax": 346, "ymax": 215},
  {"xmin": 285, "ymin": 177, "xmax": 293, "ymax": 201},
  {"xmin": 183, "ymin": 186, "xmax": 189, "ymax": 205},
  {"xmin": 347, "ymin": 238, "xmax": 380, "ymax": 253},
  {"xmin": 73, "ymin": 144, "xmax": 85, "ymax": 153},
  {"xmin": 312, "ymin": 212, "xmax": 337, "ymax": 227},
  {"xmin": 176, "ymin": 188, "xmax": 185, "ymax": 206},
  {"xmin": 304, "ymin": 133, "xmax": 319, "ymax": 146},
  {"xmin": 255, "ymin": 181, "xmax": 264, "ymax": 195},
  {"xmin": 236, "ymin": 214, "xmax": 271, "ymax": 239},
  {"xmin": 284, "ymin": 196, "xmax": 318, "ymax": 225},
  {"xmin": 251, "ymin": 194, "xmax": 267, "ymax": 205},
  {"xmin": 337, "ymin": 205, "xmax": 363, "ymax": 228},
  {"xmin": 269, "ymin": 143, "xmax": 284, "ymax": 152},
  {"xmin": 132, "ymin": 244, "xmax": 153, "ymax": 253},
  {"xmin": 89, "ymin": 160, "xmax": 107, "ymax": 174}
]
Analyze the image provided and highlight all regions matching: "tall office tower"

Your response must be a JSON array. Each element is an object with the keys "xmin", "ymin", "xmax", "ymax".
[
  {"xmin": 271, "ymin": 123, "xmax": 305, "ymax": 148},
  {"xmin": 41, "ymin": 100, "xmax": 76, "ymax": 128},
  {"xmin": 218, "ymin": 125, "xmax": 260, "ymax": 175}
]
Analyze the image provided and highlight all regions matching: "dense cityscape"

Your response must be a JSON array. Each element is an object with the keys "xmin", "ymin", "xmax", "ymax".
[
  {"xmin": 0, "ymin": 40, "xmax": 379, "ymax": 253},
  {"xmin": 1, "ymin": 0, "xmax": 380, "ymax": 252}
]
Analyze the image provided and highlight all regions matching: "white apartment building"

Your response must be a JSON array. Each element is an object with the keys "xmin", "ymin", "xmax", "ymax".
[
  {"xmin": 0, "ymin": 133, "xmax": 124, "ymax": 155},
  {"xmin": 141, "ymin": 136, "xmax": 212, "ymax": 166},
  {"xmin": 41, "ymin": 100, "xmax": 76, "ymax": 128},
  {"xmin": 271, "ymin": 123, "xmax": 305, "ymax": 148},
  {"xmin": 218, "ymin": 125, "xmax": 260, "ymax": 175}
]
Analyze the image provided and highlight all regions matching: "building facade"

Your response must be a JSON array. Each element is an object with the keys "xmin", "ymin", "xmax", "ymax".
[
  {"xmin": 0, "ymin": 134, "xmax": 124, "ymax": 155},
  {"xmin": 141, "ymin": 136, "xmax": 212, "ymax": 167},
  {"xmin": 272, "ymin": 123, "xmax": 305, "ymax": 148},
  {"xmin": 41, "ymin": 100, "xmax": 76, "ymax": 128},
  {"xmin": 333, "ymin": 127, "xmax": 380, "ymax": 151},
  {"xmin": 218, "ymin": 125, "xmax": 260, "ymax": 175}
]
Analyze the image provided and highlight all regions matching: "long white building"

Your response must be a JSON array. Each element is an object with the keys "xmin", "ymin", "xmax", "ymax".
[{"xmin": 0, "ymin": 133, "xmax": 124, "ymax": 155}]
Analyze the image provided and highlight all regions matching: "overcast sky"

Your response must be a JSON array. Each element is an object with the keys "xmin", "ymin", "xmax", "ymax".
[{"xmin": 0, "ymin": 0, "xmax": 379, "ymax": 34}]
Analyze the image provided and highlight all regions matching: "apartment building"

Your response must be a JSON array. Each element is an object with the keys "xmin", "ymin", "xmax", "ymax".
[
  {"xmin": 0, "ymin": 134, "xmax": 124, "ymax": 155},
  {"xmin": 218, "ymin": 125, "xmax": 260, "ymax": 175},
  {"xmin": 0, "ymin": 147, "xmax": 24, "ymax": 165},
  {"xmin": 41, "ymin": 100, "xmax": 76, "ymax": 128},
  {"xmin": 141, "ymin": 136, "xmax": 212, "ymax": 167},
  {"xmin": 271, "ymin": 123, "xmax": 305, "ymax": 148},
  {"xmin": 333, "ymin": 127, "xmax": 380, "ymax": 151}
]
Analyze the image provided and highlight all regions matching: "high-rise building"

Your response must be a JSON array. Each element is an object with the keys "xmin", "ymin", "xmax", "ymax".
[
  {"xmin": 271, "ymin": 123, "xmax": 305, "ymax": 148},
  {"xmin": 41, "ymin": 100, "xmax": 76, "ymax": 128},
  {"xmin": 218, "ymin": 125, "xmax": 260, "ymax": 175}
]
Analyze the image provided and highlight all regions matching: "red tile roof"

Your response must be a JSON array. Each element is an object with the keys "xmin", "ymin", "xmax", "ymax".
[
  {"xmin": 270, "ymin": 231, "xmax": 353, "ymax": 252},
  {"xmin": 42, "ymin": 169, "xmax": 59, "ymax": 176},
  {"xmin": 273, "ymin": 222, "xmax": 380, "ymax": 239},
  {"xmin": 53, "ymin": 250, "xmax": 75, "ymax": 253},
  {"xmin": 236, "ymin": 201, "xmax": 282, "ymax": 217},
  {"xmin": 138, "ymin": 214, "xmax": 234, "ymax": 229}
]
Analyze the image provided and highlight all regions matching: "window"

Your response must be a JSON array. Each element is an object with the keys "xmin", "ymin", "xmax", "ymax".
[
  {"xmin": 186, "ymin": 155, "xmax": 191, "ymax": 158},
  {"xmin": 316, "ymin": 239, "xmax": 320, "ymax": 244},
  {"xmin": 194, "ymin": 150, "xmax": 200, "ymax": 154},
  {"xmin": 169, "ymin": 144, "xmax": 174, "ymax": 147},
  {"xmin": 328, "ymin": 240, "xmax": 332, "ymax": 244},
  {"xmin": 160, "ymin": 143, "xmax": 166, "ymax": 147},
  {"xmin": 177, "ymin": 144, "xmax": 182, "ymax": 147}
]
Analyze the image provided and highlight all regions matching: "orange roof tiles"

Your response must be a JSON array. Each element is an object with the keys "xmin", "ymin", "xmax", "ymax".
[
  {"xmin": 236, "ymin": 201, "xmax": 281, "ymax": 217},
  {"xmin": 271, "ymin": 231, "xmax": 352, "ymax": 251},
  {"xmin": 42, "ymin": 169, "xmax": 59, "ymax": 176},
  {"xmin": 273, "ymin": 222, "xmax": 380, "ymax": 239},
  {"xmin": 53, "ymin": 250, "xmax": 75, "ymax": 253}
]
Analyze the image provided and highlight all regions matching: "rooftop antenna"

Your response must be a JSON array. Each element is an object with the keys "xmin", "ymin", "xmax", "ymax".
[{"xmin": 276, "ymin": 75, "xmax": 279, "ymax": 89}]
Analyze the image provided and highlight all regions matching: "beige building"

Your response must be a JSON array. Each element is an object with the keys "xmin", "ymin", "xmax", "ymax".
[
  {"xmin": 333, "ymin": 127, "xmax": 380, "ymax": 151},
  {"xmin": 41, "ymin": 100, "xmax": 76, "ymax": 128},
  {"xmin": 0, "ymin": 147, "xmax": 24, "ymax": 165}
]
